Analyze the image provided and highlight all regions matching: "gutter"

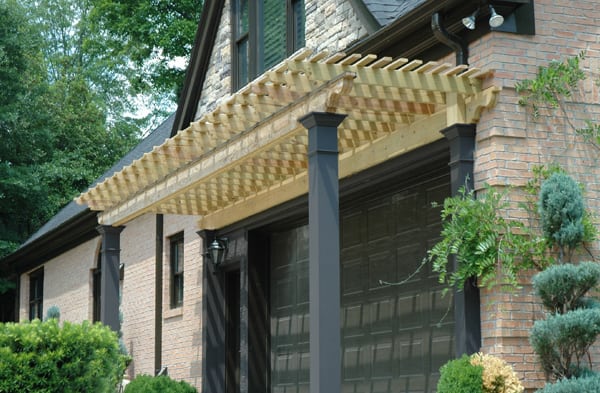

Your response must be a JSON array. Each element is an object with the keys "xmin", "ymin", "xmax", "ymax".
[
  {"xmin": 346, "ymin": 0, "xmax": 478, "ymax": 60},
  {"xmin": 431, "ymin": 12, "xmax": 469, "ymax": 65}
]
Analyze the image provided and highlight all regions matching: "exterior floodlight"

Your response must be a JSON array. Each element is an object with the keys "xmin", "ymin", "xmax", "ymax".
[
  {"xmin": 462, "ymin": 10, "xmax": 478, "ymax": 30},
  {"xmin": 489, "ymin": 5, "xmax": 504, "ymax": 28}
]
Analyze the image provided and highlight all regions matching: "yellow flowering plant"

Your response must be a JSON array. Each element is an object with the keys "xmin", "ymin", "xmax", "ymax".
[{"xmin": 470, "ymin": 352, "xmax": 524, "ymax": 393}]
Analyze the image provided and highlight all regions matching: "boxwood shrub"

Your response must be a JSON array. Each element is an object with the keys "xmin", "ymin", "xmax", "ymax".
[
  {"xmin": 437, "ymin": 354, "xmax": 484, "ymax": 393},
  {"xmin": 124, "ymin": 375, "xmax": 197, "ymax": 393},
  {"xmin": 0, "ymin": 319, "xmax": 126, "ymax": 392}
]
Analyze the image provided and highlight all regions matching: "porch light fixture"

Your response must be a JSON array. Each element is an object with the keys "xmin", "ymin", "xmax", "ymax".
[
  {"xmin": 206, "ymin": 237, "xmax": 228, "ymax": 268},
  {"xmin": 488, "ymin": 5, "xmax": 504, "ymax": 28},
  {"xmin": 462, "ymin": 9, "xmax": 478, "ymax": 30},
  {"xmin": 461, "ymin": 4, "xmax": 505, "ymax": 30}
]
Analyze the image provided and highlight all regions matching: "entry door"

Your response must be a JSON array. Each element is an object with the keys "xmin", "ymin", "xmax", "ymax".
[{"xmin": 270, "ymin": 173, "xmax": 453, "ymax": 393}]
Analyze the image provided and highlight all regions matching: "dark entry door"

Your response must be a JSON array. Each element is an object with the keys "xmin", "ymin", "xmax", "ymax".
[{"xmin": 270, "ymin": 173, "xmax": 453, "ymax": 393}]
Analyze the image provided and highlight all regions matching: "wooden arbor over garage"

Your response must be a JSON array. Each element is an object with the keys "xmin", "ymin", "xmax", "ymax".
[
  {"xmin": 77, "ymin": 49, "xmax": 498, "ymax": 228},
  {"xmin": 77, "ymin": 49, "xmax": 499, "ymax": 393}
]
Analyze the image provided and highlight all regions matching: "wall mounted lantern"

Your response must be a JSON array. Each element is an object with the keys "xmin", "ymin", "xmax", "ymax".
[{"xmin": 206, "ymin": 237, "xmax": 228, "ymax": 269}]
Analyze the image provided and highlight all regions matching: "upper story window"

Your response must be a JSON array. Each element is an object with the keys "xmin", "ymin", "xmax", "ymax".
[
  {"xmin": 232, "ymin": 0, "xmax": 305, "ymax": 90},
  {"xmin": 29, "ymin": 268, "xmax": 44, "ymax": 320},
  {"xmin": 170, "ymin": 233, "xmax": 184, "ymax": 309}
]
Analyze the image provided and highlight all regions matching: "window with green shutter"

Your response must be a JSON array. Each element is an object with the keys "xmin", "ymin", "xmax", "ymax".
[{"xmin": 232, "ymin": 0, "xmax": 305, "ymax": 90}]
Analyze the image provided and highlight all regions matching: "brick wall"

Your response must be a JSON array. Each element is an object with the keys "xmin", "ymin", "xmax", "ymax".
[
  {"xmin": 161, "ymin": 215, "xmax": 203, "ymax": 387},
  {"xmin": 18, "ymin": 238, "xmax": 99, "ymax": 322},
  {"xmin": 120, "ymin": 213, "xmax": 157, "ymax": 379},
  {"xmin": 465, "ymin": 0, "xmax": 600, "ymax": 390}
]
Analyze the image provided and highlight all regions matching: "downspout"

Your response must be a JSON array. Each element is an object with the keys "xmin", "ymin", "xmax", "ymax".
[
  {"xmin": 431, "ymin": 12, "xmax": 469, "ymax": 66},
  {"xmin": 154, "ymin": 214, "xmax": 164, "ymax": 375}
]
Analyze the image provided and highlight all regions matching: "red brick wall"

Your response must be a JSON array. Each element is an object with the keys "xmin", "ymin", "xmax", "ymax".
[{"xmin": 467, "ymin": 0, "xmax": 600, "ymax": 390}]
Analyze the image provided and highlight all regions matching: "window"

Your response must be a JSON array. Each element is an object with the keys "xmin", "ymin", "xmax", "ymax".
[
  {"xmin": 29, "ymin": 269, "xmax": 44, "ymax": 320},
  {"xmin": 232, "ymin": 0, "xmax": 305, "ymax": 89},
  {"xmin": 170, "ymin": 233, "xmax": 184, "ymax": 308}
]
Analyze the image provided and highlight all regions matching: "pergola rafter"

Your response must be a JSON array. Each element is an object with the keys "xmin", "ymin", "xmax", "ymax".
[{"xmin": 76, "ymin": 49, "xmax": 500, "ymax": 227}]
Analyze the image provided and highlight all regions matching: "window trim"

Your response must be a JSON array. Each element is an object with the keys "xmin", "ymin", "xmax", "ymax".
[
  {"xmin": 29, "ymin": 268, "xmax": 44, "ymax": 321},
  {"xmin": 169, "ymin": 232, "xmax": 185, "ymax": 309}
]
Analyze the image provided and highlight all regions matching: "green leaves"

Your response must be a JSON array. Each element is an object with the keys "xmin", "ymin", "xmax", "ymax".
[
  {"xmin": 516, "ymin": 52, "xmax": 586, "ymax": 118},
  {"xmin": 124, "ymin": 375, "xmax": 198, "ymax": 393},
  {"xmin": 0, "ymin": 319, "xmax": 127, "ymax": 392},
  {"xmin": 428, "ymin": 184, "xmax": 535, "ymax": 294}
]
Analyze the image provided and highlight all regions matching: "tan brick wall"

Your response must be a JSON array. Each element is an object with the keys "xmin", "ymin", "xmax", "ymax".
[
  {"xmin": 18, "ymin": 238, "xmax": 100, "ymax": 322},
  {"xmin": 120, "ymin": 213, "xmax": 157, "ymax": 379},
  {"xmin": 44, "ymin": 238, "xmax": 100, "ymax": 323},
  {"xmin": 464, "ymin": 1, "xmax": 600, "ymax": 390},
  {"xmin": 161, "ymin": 214, "xmax": 203, "ymax": 387}
]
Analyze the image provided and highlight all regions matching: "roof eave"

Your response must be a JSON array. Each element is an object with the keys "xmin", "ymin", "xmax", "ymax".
[{"xmin": 172, "ymin": 0, "xmax": 226, "ymax": 136}]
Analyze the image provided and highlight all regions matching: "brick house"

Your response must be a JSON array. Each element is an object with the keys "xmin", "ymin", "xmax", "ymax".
[{"xmin": 1, "ymin": 1, "xmax": 599, "ymax": 392}]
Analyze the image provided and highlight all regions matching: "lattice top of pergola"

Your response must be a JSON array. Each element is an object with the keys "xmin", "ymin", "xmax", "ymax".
[{"xmin": 76, "ymin": 49, "xmax": 499, "ymax": 228}]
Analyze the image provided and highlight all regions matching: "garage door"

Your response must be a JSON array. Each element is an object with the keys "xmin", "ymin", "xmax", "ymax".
[{"xmin": 270, "ymin": 172, "xmax": 453, "ymax": 393}]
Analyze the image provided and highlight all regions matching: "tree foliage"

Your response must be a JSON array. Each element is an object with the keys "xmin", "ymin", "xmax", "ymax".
[
  {"xmin": 87, "ymin": 0, "xmax": 203, "ymax": 102},
  {"xmin": 0, "ymin": 0, "xmax": 201, "ymax": 258}
]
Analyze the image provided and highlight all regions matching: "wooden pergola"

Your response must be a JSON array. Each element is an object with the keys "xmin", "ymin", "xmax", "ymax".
[{"xmin": 76, "ymin": 48, "xmax": 499, "ymax": 228}]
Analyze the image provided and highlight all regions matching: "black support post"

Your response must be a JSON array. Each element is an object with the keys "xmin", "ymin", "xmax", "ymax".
[
  {"xmin": 198, "ymin": 230, "xmax": 226, "ymax": 393},
  {"xmin": 299, "ymin": 112, "xmax": 346, "ymax": 393},
  {"xmin": 97, "ymin": 225, "xmax": 125, "ymax": 332},
  {"xmin": 441, "ymin": 123, "xmax": 481, "ymax": 356}
]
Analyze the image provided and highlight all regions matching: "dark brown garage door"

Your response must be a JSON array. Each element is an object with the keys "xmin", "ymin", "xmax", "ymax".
[{"xmin": 270, "ymin": 172, "xmax": 453, "ymax": 393}]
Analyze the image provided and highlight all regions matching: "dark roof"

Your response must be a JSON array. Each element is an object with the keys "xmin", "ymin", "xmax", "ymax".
[
  {"xmin": 1, "ymin": 114, "xmax": 175, "ymax": 271},
  {"xmin": 362, "ymin": 0, "xmax": 427, "ymax": 26}
]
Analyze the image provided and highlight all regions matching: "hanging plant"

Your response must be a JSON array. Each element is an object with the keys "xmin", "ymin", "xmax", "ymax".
[{"xmin": 428, "ymin": 184, "xmax": 538, "ymax": 294}]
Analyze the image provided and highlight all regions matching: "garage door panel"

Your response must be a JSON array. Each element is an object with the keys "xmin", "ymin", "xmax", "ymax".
[
  {"xmin": 270, "ymin": 173, "xmax": 453, "ymax": 393},
  {"xmin": 368, "ymin": 249, "xmax": 396, "ymax": 290},
  {"xmin": 342, "ymin": 303, "xmax": 367, "ymax": 337},
  {"xmin": 397, "ymin": 333, "xmax": 426, "ymax": 376},
  {"xmin": 342, "ymin": 258, "xmax": 364, "ymax": 295}
]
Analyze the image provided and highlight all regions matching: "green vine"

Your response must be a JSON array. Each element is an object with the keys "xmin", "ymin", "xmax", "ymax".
[
  {"xmin": 428, "ymin": 184, "xmax": 539, "ymax": 294},
  {"xmin": 515, "ymin": 51, "xmax": 600, "ymax": 148}
]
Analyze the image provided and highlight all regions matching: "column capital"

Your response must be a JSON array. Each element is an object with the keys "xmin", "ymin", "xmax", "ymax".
[
  {"xmin": 96, "ymin": 225, "xmax": 125, "ymax": 237},
  {"xmin": 440, "ymin": 123, "xmax": 476, "ymax": 142},
  {"xmin": 298, "ymin": 112, "xmax": 346, "ymax": 130}
]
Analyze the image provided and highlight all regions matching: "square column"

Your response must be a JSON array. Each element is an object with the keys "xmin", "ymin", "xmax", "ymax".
[
  {"xmin": 299, "ymin": 112, "xmax": 346, "ymax": 393},
  {"xmin": 97, "ymin": 225, "xmax": 125, "ymax": 332},
  {"xmin": 441, "ymin": 123, "xmax": 481, "ymax": 356}
]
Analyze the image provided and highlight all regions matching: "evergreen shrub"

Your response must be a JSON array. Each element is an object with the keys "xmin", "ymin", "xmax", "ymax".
[
  {"xmin": 437, "ymin": 354, "xmax": 483, "ymax": 393},
  {"xmin": 538, "ymin": 172, "xmax": 585, "ymax": 259},
  {"xmin": 530, "ymin": 308, "xmax": 600, "ymax": 379},
  {"xmin": 124, "ymin": 375, "xmax": 197, "ymax": 393},
  {"xmin": 532, "ymin": 262, "xmax": 600, "ymax": 314},
  {"xmin": 0, "ymin": 319, "xmax": 126, "ymax": 392},
  {"xmin": 437, "ymin": 353, "xmax": 524, "ymax": 393},
  {"xmin": 536, "ymin": 374, "xmax": 600, "ymax": 393}
]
